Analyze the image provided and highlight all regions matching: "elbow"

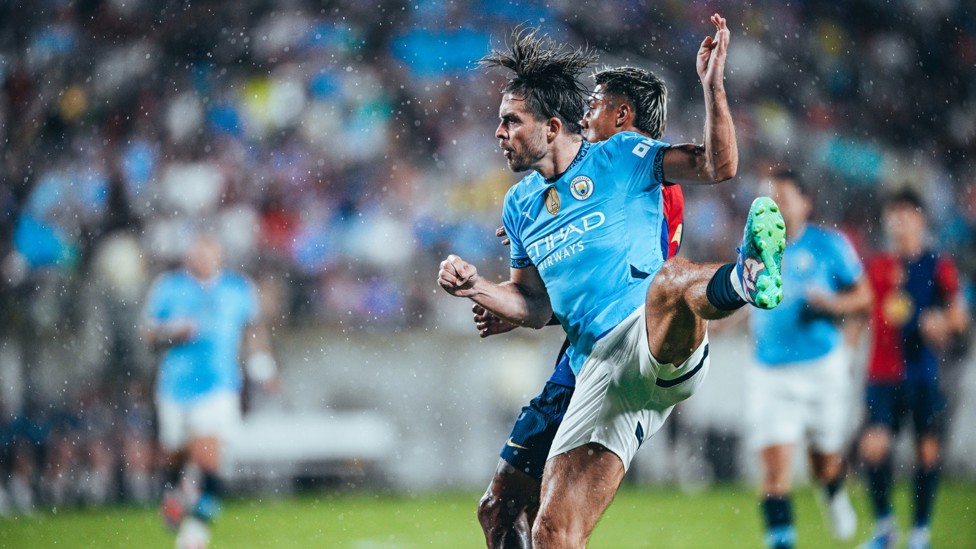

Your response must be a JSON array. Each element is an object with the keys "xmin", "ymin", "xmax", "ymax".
[{"xmin": 701, "ymin": 155, "xmax": 737, "ymax": 184}]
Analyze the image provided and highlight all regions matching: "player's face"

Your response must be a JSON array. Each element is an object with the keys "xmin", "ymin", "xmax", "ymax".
[
  {"xmin": 883, "ymin": 203, "xmax": 925, "ymax": 254},
  {"xmin": 769, "ymin": 178, "xmax": 811, "ymax": 233},
  {"xmin": 495, "ymin": 93, "xmax": 548, "ymax": 173},
  {"xmin": 580, "ymin": 85, "xmax": 619, "ymax": 143},
  {"xmin": 185, "ymin": 236, "xmax": 223, "ymax": 280}
]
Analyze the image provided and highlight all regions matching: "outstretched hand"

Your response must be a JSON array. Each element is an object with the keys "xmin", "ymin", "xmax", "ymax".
[
  {"xmin": 697, "ymin": 13, "xmax": 730, "ymax": 90},
  {"xmin": 438, "ymin": 254, "xmax": 479, "ymax": 297},
  {"xmin": 472, "ymin": 303, "xmax": 518, "ymax": 338}
]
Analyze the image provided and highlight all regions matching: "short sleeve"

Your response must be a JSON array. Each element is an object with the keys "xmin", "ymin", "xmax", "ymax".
[
  {"xmin": 934, "ymin": 256, "xmax": 961, "ymax": 305},
  {"xmin": 602, "ymin": 132, "xmax": 669, "ymax": 194},
  {"xmin": 143, "ymin": 275, "xmax": 172, "ymax": 323},
  {"xmin": 241, "ymin": 277, "xmax": 260, "ymax": 325},
  {"xmin": 830, "ymin": 232, "xmax": 864, "ymax": 288},
  {"xmin": 502, "ymin": 186, "xmax": 532, "ymax": 269}
]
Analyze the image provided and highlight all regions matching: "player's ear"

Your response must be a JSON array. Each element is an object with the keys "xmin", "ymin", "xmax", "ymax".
[
  {"xmin": 546, "ymin": 116, "xmax": 562, "ymax": 141},
  {"xmin": 616, "ymin": 101, "xmax": 632, "ymax": 129}
]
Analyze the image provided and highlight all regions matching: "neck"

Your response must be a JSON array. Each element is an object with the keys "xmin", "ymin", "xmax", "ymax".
[
  {"xmin": 896, "ymin": 240, "xmax": 924, "ymax": 260},
  {"xmin": 787, "ymin": 220, "xmax": 806, "ymax": 242},
  {"xmin": 535, "ymin": 135, "xmax": 583, "ymax": 181}
]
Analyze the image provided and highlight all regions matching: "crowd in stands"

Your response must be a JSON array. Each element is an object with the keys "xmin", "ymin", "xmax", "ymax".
[{"xmin": 0, "ymin": 0, "xmax": 973, "ymax": 512}]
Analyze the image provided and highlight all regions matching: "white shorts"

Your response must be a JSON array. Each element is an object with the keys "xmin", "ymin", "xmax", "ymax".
[
  {"xmin": 548, "ymin": 305, "xmax": 710, "ymax": 472},
  {"xmin": 746, "ymin": 346, "xmax": 853, "ymax": 453},
  {"xmin": 156, "ymin": 391, "xmax": 242, "ymax": 452}
]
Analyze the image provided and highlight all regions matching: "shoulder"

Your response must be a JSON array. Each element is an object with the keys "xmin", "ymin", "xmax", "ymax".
[
  {"xmin": 149, "ymin": 270, "xmax": 187, "ymax": 292},
  {"xmin": 220, "ymin": 271, "xmax": 255, "ymax": 291},
  {"xmin": 504, "ymin": 173, "xmax": 543, "ymax": 204},
  {"xmin": 597, "ymin": 131, "xmax": 665, "ymax": 156}
]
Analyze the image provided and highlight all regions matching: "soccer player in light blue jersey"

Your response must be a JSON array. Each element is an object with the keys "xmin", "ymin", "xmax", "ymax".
[
  {"xmin": 473, "ymin": 65, "xmax": 685, "ymax": 549},
  {"xmin": 438, "ymin": 14, "xmax": 788, "ymax": 547},
  {"xmin": 143, "ymin": 233, "xmax": 277, "ymax": 548},
  {"xmin": 747, "ymin": 169, "xmax": 873, "ymax": 549}
]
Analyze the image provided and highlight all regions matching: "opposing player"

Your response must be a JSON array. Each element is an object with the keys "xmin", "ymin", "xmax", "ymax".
[
  {"xmin": 143, "ymin": 233, "xmax": 278, "ymax": 548},
  {"xmin": 474, "ymin": 65, "xmax": 685, "ymax": 548},
  {"xmin": 438, "ymin": 15, "xmax": 788, "ymax": 547},
  {"xmin": 858, "ymin": 189, "xmax": 969, "ymax": 549},
  {"xmin": 747, "ymin": 169, "xmax": 872, "ymax": 549}
]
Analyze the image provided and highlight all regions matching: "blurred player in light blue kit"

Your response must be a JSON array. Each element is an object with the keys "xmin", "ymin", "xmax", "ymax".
[
  {"xmin": 747, "ymin": 169, "xmax": 872, "ymax": 549},
  {"xmin": 439, "ymin": 15, "xmax": 789, "ymax": 547},
  {"xmin": 143, "ymin": 233, "xmax": 277, "ymax": 549}
]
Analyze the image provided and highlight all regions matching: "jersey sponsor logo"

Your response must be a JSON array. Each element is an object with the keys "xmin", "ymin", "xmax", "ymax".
[
  {"xmin": 545, "ymin": 186, "xmax": 560, "ymax": 215},
  {"xmin": 570, "ymin": 175, "xmax": 594, "ymax": 201}
]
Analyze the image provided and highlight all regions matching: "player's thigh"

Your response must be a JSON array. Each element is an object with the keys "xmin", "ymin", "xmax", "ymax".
[
  {"xmin": 908, "ymin": 381, "xmax": 947, "ymax": 443},
  {"xmin": 484, "ymin": 458, "xmax": 541, "ymax": 511},
  {"xmin": 501, "ymin": 381, "xmax": 574, "ymax": 482},
  {"xmin": 746, "ymin": 364, "xmax": 805, "ymax": 450},
  {"xmin": 186, "ymin": 391, "xmax": 242, "ymax": 445},
  {"xmin": 537, "ymin": 443, "xmax": 624, "ymax": 541},
  {"xmin": 155, "ymin": 395, "xmax": 190, "ymax": 452},
  {"xmin": 808, "ymin": 348, "xmax": 855, "ymax": 453}
]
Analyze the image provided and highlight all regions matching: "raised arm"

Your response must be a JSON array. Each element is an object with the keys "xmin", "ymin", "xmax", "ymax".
[
  {"xmin": 662, "ymin": 13, "xmax": 738, "ymax": 185},
  {"xmin": 438, "ymin": 254, "xmax": 553, "ymax": 329}
]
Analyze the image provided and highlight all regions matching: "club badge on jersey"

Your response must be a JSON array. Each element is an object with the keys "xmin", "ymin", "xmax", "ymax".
[{"xmin": 570, "ymin": 175, "xmax": 594, "ymax": 200}]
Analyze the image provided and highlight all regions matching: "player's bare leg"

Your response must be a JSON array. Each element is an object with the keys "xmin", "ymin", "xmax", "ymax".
[
  {"xmin": 645, "ymin": 197, "xmax": 786, "ymax": 365},
  {"xmin": 810, "ymin": 449, "xmax": 857, "ymax": 541},
  {"xmin": 532, "ymin": 444, "xmax": 624, "ymax": 548},
  {"xmin": 478, "ymin": 459, "xmax": 539, "ymax": 549}
]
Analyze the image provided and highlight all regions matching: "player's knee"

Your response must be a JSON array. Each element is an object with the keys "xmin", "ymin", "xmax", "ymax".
[
  {"xmin": 917, "ymin": 438, "xmax": 940, "ymax": 469},
  {"xmin": 531, "ymin": 514, "xmax": 580, "ymax": 549},
  {"xmin": 648, "ymin": 258, "xmax": 690, "ymax": 308},
  {"xmin": 477, "ymin": 490, "xmax": 517, "ymax": 531},
  {"xmin": 859, "ymin": 429, "xmax": 890, "ymax": 464}
]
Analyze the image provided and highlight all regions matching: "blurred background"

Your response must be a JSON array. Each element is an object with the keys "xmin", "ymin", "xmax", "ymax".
[{"xmin": 0, "ymin": 0, "xmax": 974, "ymax": 516}]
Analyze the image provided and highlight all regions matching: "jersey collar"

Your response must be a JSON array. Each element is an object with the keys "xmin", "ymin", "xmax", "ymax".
[{"xmin": 546, "ymin": 140, "xmax": 590, "ymax": 183}]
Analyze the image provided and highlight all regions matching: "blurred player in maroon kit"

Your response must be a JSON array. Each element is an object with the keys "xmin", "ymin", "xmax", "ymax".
[{"xmin": 858, "ymin": 189, "xmax": 969, "ymax": 549}]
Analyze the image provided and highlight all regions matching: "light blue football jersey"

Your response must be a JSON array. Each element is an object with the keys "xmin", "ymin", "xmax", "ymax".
[
  {"xmin": 502, "ymin": 132, "xmax": 670, "ymax": 374},
  {"xmin": 750, "ymin": 225, "xmax": 864, "ymax": 365},
  {"xmin": 144, "ymin": 270, "xmax": 258, "ymax": 402}
]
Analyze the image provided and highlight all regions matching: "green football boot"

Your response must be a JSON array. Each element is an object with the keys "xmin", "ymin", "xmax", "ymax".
[{"xmin": 735, "ymin": 196, "xmax": 786, "ymax": 309}]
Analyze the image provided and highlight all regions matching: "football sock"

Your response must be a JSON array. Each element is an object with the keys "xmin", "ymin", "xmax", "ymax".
[
  {"xmin": 761, "ymin": 495, "xmax": 795, "ymax": 549},
  {"xmin": 913, "ymin": 466, "xmax": 939, "ymax": 528},
  {"xmin": 193, "ymin": 473, "xmax": 223, "ymax": 522},
  {"xmin": 162, "ymin": 464, "xmax": 181, "ymax": 491},
  {"xmin": 866, "ymin": 457, "xmax": 894, "ymax": 519},
  {"xmin": 823, "ymin": 475, "xmax": 844, "ymax": 499},
  {"xmin": 202, "ymin": 472, "xmax": 223, "ymax": 498},
  {"xmin": 706, "ymin": 263, "xmax": 747, "ymax": 310}
]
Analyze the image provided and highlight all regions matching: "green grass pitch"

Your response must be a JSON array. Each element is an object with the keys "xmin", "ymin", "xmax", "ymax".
[{"xmin": 0, "ymin": 482, "xmax": 973, "ymax": 548}]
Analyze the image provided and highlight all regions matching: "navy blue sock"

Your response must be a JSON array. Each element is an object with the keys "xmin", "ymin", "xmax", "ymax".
[
  {"xmin": 913, "ymin": 466, "xmax": 939, "ymax": 527},
  {"xmin": 162, "ymin": 465, "xmax": 181, "ymax": 491},
  {"xmin": 706, "ymin": 263, "xmax": 746, "ymax": 311},
  {"xmin": 202, "ymin": 472, "xmax": 223, "ymax": 498},
  {"xmin": 866, "ymin": 458, "xmax": 893, "ymax": 519},
  {"xmin": 761, "ymin": 496, "xmax": 795, "ymax": 549},
  {"xmin": 823, "ymin": 475, "xmax": 844, "ymax": 499}
]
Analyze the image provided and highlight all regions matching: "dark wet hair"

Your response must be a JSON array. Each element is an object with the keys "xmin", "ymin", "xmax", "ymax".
[
  {"xmin": 592, "ymin": 66, "xmax": 668, "ymax": 140},
  {"xmin": 479, "ymin": 26, "xmax": 597, "ymax": 134},
  {"xmin": 884, "ymin": 187, "xmax": 926, "ymax": 213},
  {"xmin": 770, "ymin": 168, "xmax": 812, "ymax": 197}
]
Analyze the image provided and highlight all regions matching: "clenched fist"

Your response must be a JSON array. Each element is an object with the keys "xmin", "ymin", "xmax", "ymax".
[{"xmin": 438, "ymin": 254, "xmax": 479, "ymax": 297}]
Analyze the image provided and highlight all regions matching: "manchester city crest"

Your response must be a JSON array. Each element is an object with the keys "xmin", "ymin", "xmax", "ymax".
[
  {"xmin": 545, "ymin": 186, "xmax": 560, "ymax": 215},
  {"xmin": 570, "ymin": 175, "xmax": 594, "ymax": 200}
]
